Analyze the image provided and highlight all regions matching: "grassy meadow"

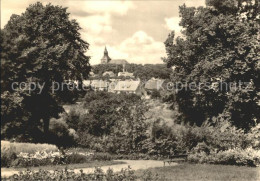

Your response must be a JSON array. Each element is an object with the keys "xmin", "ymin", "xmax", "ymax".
[{"xmin": 135, "ymin": 163, "xmax": 260, "ymax": 181}]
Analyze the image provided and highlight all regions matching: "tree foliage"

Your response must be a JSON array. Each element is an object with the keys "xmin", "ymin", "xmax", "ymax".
[
  {"xmin": 1, "ymin": 2, "xmax": 91, "ymax": 141},
  {"xmin": 65, "ymin": 92, "xmax": 149, "ymax": 153},
  {"xmin": 164, "ymin": 0, "xmax": 259, "ymax": 129},
  {"xmin": 92, "ymin": 64, "xmax": 172, "ymax": 80}
]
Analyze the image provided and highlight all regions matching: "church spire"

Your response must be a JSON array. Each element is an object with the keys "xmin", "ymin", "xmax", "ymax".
[
  {"xmin": 101, "ymin": 46, "xmax": 111, "ymax": 64},
  {"xmin": 104, "ymin": 46, "xmax": 108, "ymax": 54}
]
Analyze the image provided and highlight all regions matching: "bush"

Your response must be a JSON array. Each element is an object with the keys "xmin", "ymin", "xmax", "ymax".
[
  {"xmin": 1, "ymin": 144, "xmax": 17, "ymax": 167},
  {"xmin": 1, "ymin": 142, "xmax": 94, "ymax": 168},
  {"xmin": 150, "ymin": 90, "xmax": 161, "ymax": 99},
  {"xmin": 1, "ymin": 91, "xmax": 31, "ymax": 141},
  {"xmin": 11, "ymin": 157, "xmax": 59, "ymax": 167},
  {"xmin": 73, "ymin": 105, "xmax": 259, "ymax": 166},
  {"xmin": 48, "ymin": 116, "xmax": 77, "ymax": 147},
  {"xmin": 111, "ymin": 153, "xmax": 151, "ymax": 160},
  {"xmin": 2, "ymin": 167, "xmax": 164, "ymax": 181},
  {"xmin": 138, "ymin": 118, "xmax": 259, "ymax": 166},
  {"xmin": 167, "ymin": 119, "xmax": 252, "ymax": 153},
  {"xmin": 65, "ymin": 147, "xmax": 93, "ymax": 154},
  {"xmin": 1, "ymin": 141, "xmax": 60, "ymax": 167},
  {"xmin": 63, "ymin": 152, "xmax": 88, "ymax": 164},
  {"xmin": 91, "ymin": 152, "xmax": 113, "ymax": 161},
  {"xmin": 247, "ymin": 123, "xmax": 260, "ymax": 149},
  {"xmin": 188, "ymin": 148, "xmax": 260, "ymax": 167},
  {"xmin": 8, "ymin": 150, "xmax": 64, "ymax": 167},
  {"xmin": 1, "ymin": 141, "xmax": 58, "ymax": 154},
  {"xmin": 72, "ymin": 92, "xmax": 149, "ymax": 155},
  {"xmin": 140, "ymin": 170, "xmax": 166, "ymax": 181}
]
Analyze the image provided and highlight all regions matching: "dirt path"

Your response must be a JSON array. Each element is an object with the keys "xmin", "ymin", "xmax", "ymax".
[{"xmin": 1, "ymin": 160, "xmax": 177, "ymax": 178}]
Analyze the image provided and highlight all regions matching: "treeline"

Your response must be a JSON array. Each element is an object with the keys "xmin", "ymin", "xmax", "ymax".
[{"xmin": 92, "ymin": 64, "xmax": 172, "ymax": 80}]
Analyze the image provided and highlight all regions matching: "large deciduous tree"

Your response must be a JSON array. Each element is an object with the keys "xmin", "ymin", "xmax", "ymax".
[
  {"xmin": 164, "ymin": 0, "xmax": 259, "ymax": 129},
  {"xmin": 1, "ymin": 2, "xmax": 91, "ymax": 141}
]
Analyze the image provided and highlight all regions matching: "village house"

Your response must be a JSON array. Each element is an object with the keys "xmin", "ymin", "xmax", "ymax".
[
  {"xmin": 108, "ymin": 79, "xmax": 119, "ymax": 92},
  {"xmin": 102, "ymin": 71, "xmax": 115, "ymax": 77},
  {"xmin": 91, "ymin": 80, "xmax": 109, "ymax": 91},
  {"xmin": 89, "ymin": 72, "xmax": 95, "ymax": 77},
  {"xmin": 82, "ymin": 80, "xmax": 91, "ymax": 87},
  {"xmin": 113, "ymin": 80, "xmax": 144, "ymax": 96},
  {"xmin": 118, "ymin": 71, "xmax": 134, "ymax": 78},
  {"xmin": 145, "ymin": 78, "xmax": 165, "ymax": 92}
]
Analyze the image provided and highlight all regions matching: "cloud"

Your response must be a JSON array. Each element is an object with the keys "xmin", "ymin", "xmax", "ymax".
[
  {"xmin": 1, "ymin": 0, "xmax": 36, "ymax": 28},
  {"xmin": 2, "ymin": 0, "xmax": 205, "ymax": 66},
  {"xmin": 1, "ymin": 0, "xmax": 134, "ymax": 29},
  {"xmin": 120, "ymin": 31, "xmax": 166, "ymax": 64},
  {"xmin": 184, "ymin": 0, "xmax": 205, "ymax": 7},
  {"xmin": 165, "ymin": 17, "xmax": 182, "ymax": 32},
  {"xmin": 164, "ymin": 17, "xmax": 183, "ymax": 39},
  {"xmin": 90, "ymin": 31, "xmax": 166, "ymax": 65},
  {"xmin": 164, "ymin": 0, "xmax": 205, "ymax": 39},
  {"xmin": 122, "ymin": 31, "xmax": 154, "ymax": 45},
  {"xmin": 66, "ymin": 1, "xmax": 134, "ymax": 16},
  {"xmin": 1, "ymin": 0, "xmax": 135, "ymax": 66},
  {"xmin": 65, "ymin": 1, "xmax": 134, "ymax": 65},
  {"xmin": 75, "ymin": 14, "xmax": 112, "ymax": 35}
]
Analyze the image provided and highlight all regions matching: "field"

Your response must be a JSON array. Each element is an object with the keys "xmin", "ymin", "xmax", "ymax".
[{"xmin": 135, "ymin": 163, "xmax": 260, "ymax": 181}]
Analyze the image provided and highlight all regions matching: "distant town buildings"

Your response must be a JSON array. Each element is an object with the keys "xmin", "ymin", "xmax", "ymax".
[
  {"xmin": 100, "ymin": 47, "xmax": 133, "ymax": 78},
  {"xmin": 80, "ymin": 47, "xmax": 166, "ymax": 96}
]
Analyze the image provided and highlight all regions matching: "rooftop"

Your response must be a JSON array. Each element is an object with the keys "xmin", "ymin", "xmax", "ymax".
[
  {"xmin": 109, "ymin": 59, "xmax": 129, "ymax": 65},
  {"xmin": 145, "ymin": 78, "xmax": 165, "ymax": 90},
  {"xmin": 91, "ymin": 80, "xmax": 109, "ymax": 88},
  {"xmin": 114, "ymin": 80, "xmax": 141, "ymax": 92}
]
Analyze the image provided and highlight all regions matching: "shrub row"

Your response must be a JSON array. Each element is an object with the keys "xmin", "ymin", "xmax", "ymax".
[
  {"xmin": 1, "ymin": 167, "xmax": 164, "ymax": 181},
  {"xmin": 188, "ymin": 147, "xmax": 260, "ymax": 167},
  {"xmin": 1, "ymin": 141, "xmax": 58, "ymax": 154},
  {"xmin": 1, "ymin": 148, "xmax": 115, "ymax": 168},
  {"xmin": 76, "ymin": 119, "xmax": 260, "ymax": 166}
]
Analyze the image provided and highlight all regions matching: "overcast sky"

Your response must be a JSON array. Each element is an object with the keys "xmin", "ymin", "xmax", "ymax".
[{"xmin": 2, "ymin": 0, "xmax": 205, "ymax": 65}]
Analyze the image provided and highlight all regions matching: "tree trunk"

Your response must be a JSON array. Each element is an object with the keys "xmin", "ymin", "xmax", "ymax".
[{"xmin": 43, "ymin": 117, "xmax": 49, "ymax": 136}]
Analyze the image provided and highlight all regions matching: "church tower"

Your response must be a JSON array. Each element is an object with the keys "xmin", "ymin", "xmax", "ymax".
[{"xmin": 101, "ymin": 46, "xmax": 111, "ymax": 64}]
